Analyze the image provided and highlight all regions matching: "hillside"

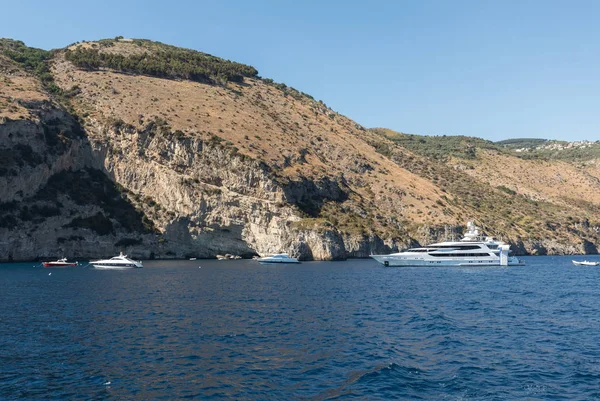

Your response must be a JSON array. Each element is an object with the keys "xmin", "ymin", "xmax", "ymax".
[
  {"xmin": 497, "ymin": 138, "xmax": 600, "ymax": 162},
  {"xmin": 1, "ymin": 37, "xmax": 599, "ymax": 260}
]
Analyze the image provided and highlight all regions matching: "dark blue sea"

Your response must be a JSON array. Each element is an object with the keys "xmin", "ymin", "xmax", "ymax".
[{"xmin": 2, "ymin": 256, "xmax": 600, "ymax": 400}]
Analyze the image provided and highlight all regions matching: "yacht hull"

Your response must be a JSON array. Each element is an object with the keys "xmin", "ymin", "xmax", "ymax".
[
  {"xmin": 371, "ymin": 255, "xmax": 522, "ymax": 267},
  {"xmin": 43, "ymin": 262, "xmax": 78, "ymax": 267},
  {"xmin": 91, "ymin": 264, "xmax": 141, "ymax": 269}
]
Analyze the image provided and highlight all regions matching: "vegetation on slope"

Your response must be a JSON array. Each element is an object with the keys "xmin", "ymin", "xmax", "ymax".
[
  {"xmin": 367, "ymin": 129, "xmax": 599, "ymax": 243},
  {"xmin": 497, "ymin": 138, "xmax": 600, "ymax": 162},
  {"xmin": 370, "ymin": 128, "xmax": 503, "ymax": 162},
  {"xmin": 64, "ymin": 38, "xmax": 258, "ymax": 85},
  {"xmin": 496, "ymin": 138, "xmax": 548, "ymax": 149},
  {"xmin": 516, "ymin": 143, "xmax": 600, "ymax": 162},
  {"xmin": 0, "ymin": 38, "xmax": 60, "ymax": 94}
]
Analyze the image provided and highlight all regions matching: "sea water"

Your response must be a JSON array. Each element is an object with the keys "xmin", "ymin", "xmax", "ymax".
[{"xmin": 1, "ymin": 256, "xmax": 600, "ymax": 400}]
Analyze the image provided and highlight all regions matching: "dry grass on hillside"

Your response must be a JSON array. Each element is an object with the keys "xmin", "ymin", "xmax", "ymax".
[
  {"xmin": 0, "ymin": 55, "xmax": 48, "ymax": 120},
  {"xmin": 463, "ymin": 150, "xmax": 600, "ymax": 208},
  {"xmin": 51, "ymin": 44, "xmax": 458, "ymax": 227},
  {"xmin": 68, "ymin": 40, "xmax": 150, "ymax": 57}
]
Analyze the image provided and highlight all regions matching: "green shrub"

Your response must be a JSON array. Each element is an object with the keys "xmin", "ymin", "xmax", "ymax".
[
  {"xmin": 0, "ymin": 39, "xmax": 62, "ymax": 95},
  {"xmin": 64, "ymin": 40, "xmax": 258, "ymax": 85},
  {"xmin": 497, "ymin": 185, "xmax": 517, "ymax": 196},
  {"xmin": 370, "ymin": 129, "xmax": 500, "ymax": 162}
]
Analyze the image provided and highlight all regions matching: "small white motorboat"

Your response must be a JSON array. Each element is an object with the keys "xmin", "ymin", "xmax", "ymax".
[
  {"xmin": 257, "ymin": 253, "xmax": 300, "ymax": 264},
  {"xmin": 42, "ymin": 258, "xmax": 78, "ymax": 267},
  {"xmin": 572, "ymin": 260, "xmax": 600, "ymax": 266},
  {"xmin": 90, "ymin": 252, "xmax": 143, "ymax": 269}
]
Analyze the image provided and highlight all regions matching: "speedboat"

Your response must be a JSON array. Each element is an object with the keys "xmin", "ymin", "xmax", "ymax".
[
  {"xmin": 42, "ymin": 258, "xmax": 78, "ymax": 267},
  {"xmin": 90, "ymin": 252, "xmax": 143, "ymax": 269},
  {"xmin": 371, "ymin": 221, "xmax": 523, "ymax": 267},
  {"xmin": 572, "ymin": 260, "xmax": 599, "ymax": 266},
  {"xmin": 257, "ymin": 253, "xmax": 300, "ymax": 264}
]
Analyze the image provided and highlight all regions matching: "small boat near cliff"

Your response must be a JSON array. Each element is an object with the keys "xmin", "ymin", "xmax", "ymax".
[
  {"xmin": 217, "ymin": 254, "xmax": 242, "ymax": 260},
  {"xmin": 42, "ymin": 258, "xmax": 78, "ymax": 267},
  {"xmin": 90, "ymin": 252, "xmax": 143, "ymax": 269},
  {"xmin": 572, "ymin": 260, "xmax": 600, "ymax": 266},
  {"xmin": 257, "ymin": 253, "xmax": 300, "ymax": 264}
]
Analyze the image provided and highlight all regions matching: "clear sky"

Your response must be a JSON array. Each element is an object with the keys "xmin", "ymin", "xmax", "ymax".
[{"xmin": 2, "ymin": 0, "xmax": 599, "ymax": 142}]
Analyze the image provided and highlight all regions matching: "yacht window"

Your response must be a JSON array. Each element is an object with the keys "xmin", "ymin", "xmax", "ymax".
[
  {"xmin": 430, "ymin": 253, "xmax": 491, "ymax": 258},
  {"xmin": 434, "ymin": 245, "xmax": 482, "ymax": 250},
  {"xmin": 429, "ymin": 246, "xmax": 483, "ymax": 253}
]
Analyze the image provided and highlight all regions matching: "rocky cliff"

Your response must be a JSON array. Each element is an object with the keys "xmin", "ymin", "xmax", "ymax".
[{"xmin": 1, "ymin": 38, "xmax": 600, "ymax": 261}]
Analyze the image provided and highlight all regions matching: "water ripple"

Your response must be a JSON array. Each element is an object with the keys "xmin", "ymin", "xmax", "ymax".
[{"xmin": 1, "ymin": 256, "xmax": 600, "ymax": 399}]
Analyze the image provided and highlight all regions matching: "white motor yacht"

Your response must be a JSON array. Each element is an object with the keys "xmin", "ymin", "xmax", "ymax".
[
  {"xmin": 371, "ymin": 221, "xmax": 523, "ymax": 267},
  {"xmin": 90, "ymin": 252, "xmax": 143, "ymax": 269},
  {"xmin": 257, "ymin": 253, "xmax": 300, "ymax": 264}
]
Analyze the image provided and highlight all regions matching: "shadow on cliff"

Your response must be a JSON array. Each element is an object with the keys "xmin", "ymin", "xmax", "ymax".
[
  {"xmin": 160, "ymin": 217, "xmax": 257, "ymax": 258},
  {"xmin": 0, "ymin": 104, "xmax": 157, "ymax": 260},
  {"xmin": 281, "ymin": 176, "xmax": 349, "ymax": 217}
]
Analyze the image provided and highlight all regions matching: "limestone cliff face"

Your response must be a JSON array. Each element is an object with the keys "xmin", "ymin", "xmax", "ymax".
[
  {"xmin": 0, "ymin": 108, "xmax": 381, "ymax": 261},
  {"xmin": 0, "ymin": 107, "xmax": 88, "ymax": 202},
  {"xmin": 519, "ymin": 239, "xmax": 596, "ymax": 256},
  {"xmin": 91, "ymin": 120, "xmax": 302, "ymax": 259},
  {"xmin": 1, "ymin": 95, "xmax": 597, "ymax": 261},
  {"xmin": 0, "ymin": 104, "xmax": 157, "ymax": 260},
  {"xmin": 88, "ymin": 120, "xmax": 413, "ymax": 261},
  {"xmin": 0, "ymin": 107, "xmax": 404, "ymax": 261}
]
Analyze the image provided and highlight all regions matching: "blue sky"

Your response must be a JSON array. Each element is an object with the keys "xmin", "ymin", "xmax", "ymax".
[{"xmin": 2, "ymin": 0, "xmax": 599, "ymax": 142}]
